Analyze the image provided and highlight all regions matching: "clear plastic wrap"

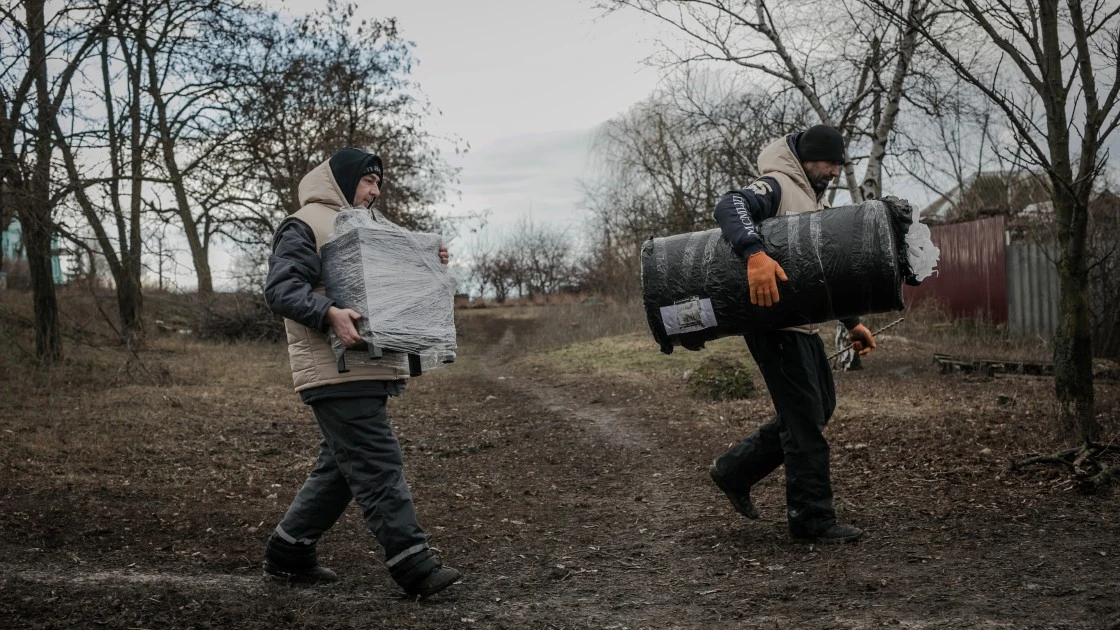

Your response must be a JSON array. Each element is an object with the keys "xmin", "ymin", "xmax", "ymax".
[
  {"xmin": 641, "ymin": 197, "xmax": 924, "ymax": 354},
  {"xmin": 320, "ymin": 207, "xmax": 457, "ymax": 375}
]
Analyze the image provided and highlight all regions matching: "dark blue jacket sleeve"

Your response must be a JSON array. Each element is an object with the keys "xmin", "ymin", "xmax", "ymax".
[
  {"xmin": 840, "ymin": 316, "xmax": 862, "ymax": 329},
  {"xmin": 264, "ymin": 220, "xmax": 334, "ymax": 332},
  {"xmin": 713, "ymin": 176, "xmax": 782, "ymax": 258}
]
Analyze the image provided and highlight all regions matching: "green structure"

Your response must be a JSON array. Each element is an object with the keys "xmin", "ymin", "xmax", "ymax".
[{"xmin": 1, "ymin": 219, "xmax": 64, "ymax": 285}]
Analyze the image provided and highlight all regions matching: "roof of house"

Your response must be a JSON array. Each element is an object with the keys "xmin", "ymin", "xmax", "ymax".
[{"xmin": 920, "ymin": 170, "xmax": 1051, "ymax": 224}]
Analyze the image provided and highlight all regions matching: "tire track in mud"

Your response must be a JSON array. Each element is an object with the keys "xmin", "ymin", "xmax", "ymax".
[
  {"xmin": 2, "ymin": 563, "xmax": 449, "ymax": 609},
  {"xmin": 485, "ymin": 328, "xmax": 658, "ymax": 452},
  {"xmin": 5, "ymin": 566, "xmax": 265, "ymax": 591},
  {"xmin": 482, "ymin": 326, "xmax": 688, "ymax": 498},
  {"xmin": 473, "ymin": 326, "xmax": 732, "ymax": 624}
]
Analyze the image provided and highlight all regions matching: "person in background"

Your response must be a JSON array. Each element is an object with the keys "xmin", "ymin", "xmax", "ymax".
[
  {"xmin": 708, "ymin": 125, "xmax": 877, "ymax": 544},
  {"xmin": 262, "ymin": 147, "xmax": 459, "ymax": 596}
]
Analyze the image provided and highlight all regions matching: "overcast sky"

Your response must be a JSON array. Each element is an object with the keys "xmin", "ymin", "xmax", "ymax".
[{"xmin": 280, "ymin": 0, "xmax": 669, "ymax": 241}]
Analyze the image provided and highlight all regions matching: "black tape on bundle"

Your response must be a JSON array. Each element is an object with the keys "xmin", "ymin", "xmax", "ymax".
[{"xmin": 641, "ymin": 198, "xmax": 916, "ymax": 354}]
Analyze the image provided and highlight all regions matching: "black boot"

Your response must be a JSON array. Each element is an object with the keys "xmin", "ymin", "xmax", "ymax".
[
  {"xmin": 793, "ymin": 522, "xmax": 864, "ymax": 544},
  {"xmin": 709, "ymin": 459, "xmax": 760, "ymax": 520},
  {"xmin": 389, "ymin": 548, "xmax": 460, "ymax": 597},
  {"xmin": 264, "ymin": 533, "xmax": 340, "ymax": 584}
]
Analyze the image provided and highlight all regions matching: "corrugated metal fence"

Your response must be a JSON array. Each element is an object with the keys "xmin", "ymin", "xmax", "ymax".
[
  {"xmin": 1006, "ymin": 243, "xmax": 1059, "ymax": 339},
  {"xmin": 904, "ymin": 215, "xmax": 1060, "ymax": 340}
]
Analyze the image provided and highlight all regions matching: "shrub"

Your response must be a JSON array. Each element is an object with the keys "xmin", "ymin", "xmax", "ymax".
[
  {"xmin": 687, "ymin": 354, "xmax": 756, "ymax": 401},
  {"xmin": 195, "ymin": 292, "xmax": 284, "ymax": 342}
]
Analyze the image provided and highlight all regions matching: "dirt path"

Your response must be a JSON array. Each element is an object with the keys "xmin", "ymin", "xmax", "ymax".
[
  {"xmin": 1, "ymin": 316, "xmax": 1117, "ymax": 629},
  {"xmin": 469, "ymin": 326, "xmax": 721, "ymax": 625},
  {"xmin": 414, "ymin": 324, "xmax": 1117, "ymax": 629}
]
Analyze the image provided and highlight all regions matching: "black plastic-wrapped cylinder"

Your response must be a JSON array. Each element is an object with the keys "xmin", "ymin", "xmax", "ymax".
[{"xmin": 641, "ymin": 199, "xmax": 913, "ymax": 354}]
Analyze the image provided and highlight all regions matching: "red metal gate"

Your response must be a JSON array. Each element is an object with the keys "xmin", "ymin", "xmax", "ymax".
[{"xmin": 904, "ymin": 216, "xmax": 1008, "ymax": 323}]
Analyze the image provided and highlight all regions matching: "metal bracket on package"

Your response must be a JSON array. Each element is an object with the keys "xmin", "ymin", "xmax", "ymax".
[{"xmin": 407, "ymin": 353, "xmax": 423, "ymax": 377}]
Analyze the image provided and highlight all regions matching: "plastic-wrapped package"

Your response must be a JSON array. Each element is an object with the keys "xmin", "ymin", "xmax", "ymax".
[
  {"xmin": 320, "ymin": 207, "xmax": 457, "ymax": 375},
  {"xmin": 641, "ymin": 197, "xmax": 921, "ymax": 354}
]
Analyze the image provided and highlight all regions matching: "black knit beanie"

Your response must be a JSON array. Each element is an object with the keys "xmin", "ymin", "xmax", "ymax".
[
  {"xmin": 329, "ymin": 147, "xmax": 384, "ymax": 205},
  {"xmin": 796, "ymin": 125, "xmax": 845, "ymax": 163}
]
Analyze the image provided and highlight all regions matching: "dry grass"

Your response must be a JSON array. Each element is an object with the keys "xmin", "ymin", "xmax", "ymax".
[
  {"xmin": 1, "ymin": 335, "xmax": 298, "ymax": 480},
  {"xmin": 0, "ymin": 289, "xmax": 1106, "ymax": 481},
  {"xmin": 891, "ymin": 301, "xmax": 1053, "ymax": 362},
  {"xmin": 457, "ymin": 291, "xmax": 596, "ymax": 309},
  {"xmin": 457, "ymin": 300, "xmax": 649, "ymax": 355},
  {"xmin": 503, "ymin": 300, "xmax": 1059, "ymax": 381}
]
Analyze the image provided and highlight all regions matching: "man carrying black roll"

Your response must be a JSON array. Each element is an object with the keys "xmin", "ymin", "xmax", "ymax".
[{"xmin": 708, "ymin": 125, "xmax": 877, "ymax": 544}]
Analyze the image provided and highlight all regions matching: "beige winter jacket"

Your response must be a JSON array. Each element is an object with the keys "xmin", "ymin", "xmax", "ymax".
[
  {"xmin": 757, "ymin": 135, "xmax": 830, "ymax": 335},
  {"xmin": 273, "ymin": 160, "xmax": 409, "ymax": 392}
]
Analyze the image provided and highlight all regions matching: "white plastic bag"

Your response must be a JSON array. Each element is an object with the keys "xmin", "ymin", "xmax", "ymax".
[{"xmin": 905, "ymin": 203, "xmax": 940, "ymax": 281}]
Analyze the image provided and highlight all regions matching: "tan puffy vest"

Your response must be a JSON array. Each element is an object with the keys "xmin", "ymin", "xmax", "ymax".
[
  {"xmin": 274, "ymin": 160, "xmax": 409, "ymax": 392},
  {"xmin": 755, "ymin": 135, "xmax": 830, "ymax": 335}
]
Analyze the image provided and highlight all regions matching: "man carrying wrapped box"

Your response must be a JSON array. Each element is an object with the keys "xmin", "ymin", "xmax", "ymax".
[
  {"xmin": 261, "ymin": 147, "xmax": 460, "ymax": 596},
  {"xmin": 708, "ymin": 125, "xmax": 876, "ymax": 544}
]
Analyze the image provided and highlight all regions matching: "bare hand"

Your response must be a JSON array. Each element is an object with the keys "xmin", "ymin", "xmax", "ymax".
[
  {"xmin": 439, "ymin": 246, "xmax": 449, "ymax": 265},
  {"xmin": 848, "ymin": 323, "xmax": 878, "ymax": 356},
  {"xmin": 327, "ymin": 306, "xmax": 363, "ymax": 348}
]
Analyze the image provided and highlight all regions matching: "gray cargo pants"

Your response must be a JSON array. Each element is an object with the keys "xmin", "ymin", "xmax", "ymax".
[{"xmin": 274, "ymin": 396, "xmax": 429, "ymax": 566}]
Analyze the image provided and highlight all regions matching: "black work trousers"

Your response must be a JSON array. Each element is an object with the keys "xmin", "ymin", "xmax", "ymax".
[
  {"xmin": 713, "ymin": 330, "xmax": 837, "ymax": 536},
  {"xmin": 274, "ymin": 396, "xmax": 429, "ymax": 567}
]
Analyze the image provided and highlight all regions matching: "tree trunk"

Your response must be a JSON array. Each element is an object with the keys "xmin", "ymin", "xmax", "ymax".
[
  {"xmin": 1051, "ymin": 186, "xmax": 1099, "ymax": 441},
  {"xmin": 142, "ymin": 39, "xmax": 213, "ymax": 294},
  {"xmin": 24, "ymin": 0, "xmax": 62, "ymax": 364},
  {"xmin": 115, "ymin": 270, "xmax": 144, "ymax": 343},
  {"xmin": 858, "ymin": 1, "xmax": 925, "ymax": 203},
  {"xmin": 120, "ymin": 11, "xmax": 146, "ymax": 343},
  {"xmin": 19, "ymin": 202, "xmax": 61, "ymax": 363},
  {"xmin": 0, "ymin": 194, "xmax": 9, "ymax": 272},
  {"xmin": 184, "ymin": 225, "xmax": 213, "ymax": 294},
  {"xmin": 1038, "ymin": 0, "xmax": 1097, "ymax": 441}
]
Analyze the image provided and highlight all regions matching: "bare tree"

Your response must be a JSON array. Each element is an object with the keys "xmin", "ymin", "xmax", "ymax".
[
  {"xmin": 511, "ymin": 219, "xmax": 578, "ymax": 297},
  {"xmin": 220, "ymin": 0, "xmax": 462, "ymax": 257},
  {"xmin": 49, "ymin": 0, "xmax": 168, "ymax": 342},
  {"xmin": 0, "ymin": 0, "xmax": 121, "ymax": 362},
  {"xmin": 468, "ymin": 219, "xmax": 578, "ymax": 301},
  {"xmin": 876, "ymin": 0, "xmax": 1118, "ymax": 442},
  {"xmin": 581, "ymin": 75, "xmax": 809, "ymax": 299},
  {"xmin": 135, "ymin": 0, "xmax": 252, "ymax": 295},
  {"xmin": 603, "ymin": 0, "xmax": 937, "ymax": 202}
]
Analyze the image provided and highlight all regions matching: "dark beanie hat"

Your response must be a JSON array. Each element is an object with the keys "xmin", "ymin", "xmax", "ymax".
[
  {"xmin": 329, "ymin": 147, "xmax": 384, "ymax": 205},
  {"xmin": 796, "ymin": 125, "xmax": 845, "ymax": 163}
]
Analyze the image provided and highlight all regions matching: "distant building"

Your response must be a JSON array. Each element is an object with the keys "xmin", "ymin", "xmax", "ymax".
[
  {"xmin": 920, "ymin": 170, "xmax": 1050, "ymax": 226},
  {"xmin": 1, "ymin": 219, "xmax": 64, "ymax": 286}
]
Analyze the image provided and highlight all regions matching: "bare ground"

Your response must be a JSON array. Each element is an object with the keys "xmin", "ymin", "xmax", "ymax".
[{"xmin": 1, "ymin": 304, "xmax": 1118, "ymax": 629}]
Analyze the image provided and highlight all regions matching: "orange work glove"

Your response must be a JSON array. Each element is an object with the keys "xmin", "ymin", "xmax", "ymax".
[
  {"xmin": 746, "ymin": 251, "xmax": 788, "ymax": 307},
  {"xmin": 848, "ymin": 323, "xmax": 878, "ymax": 356}
]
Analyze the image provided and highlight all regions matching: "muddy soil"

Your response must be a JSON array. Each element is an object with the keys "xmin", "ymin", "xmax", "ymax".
[{"xmin": 1, "ymin": 311, "xmax": 1117, "ymax": 629}]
